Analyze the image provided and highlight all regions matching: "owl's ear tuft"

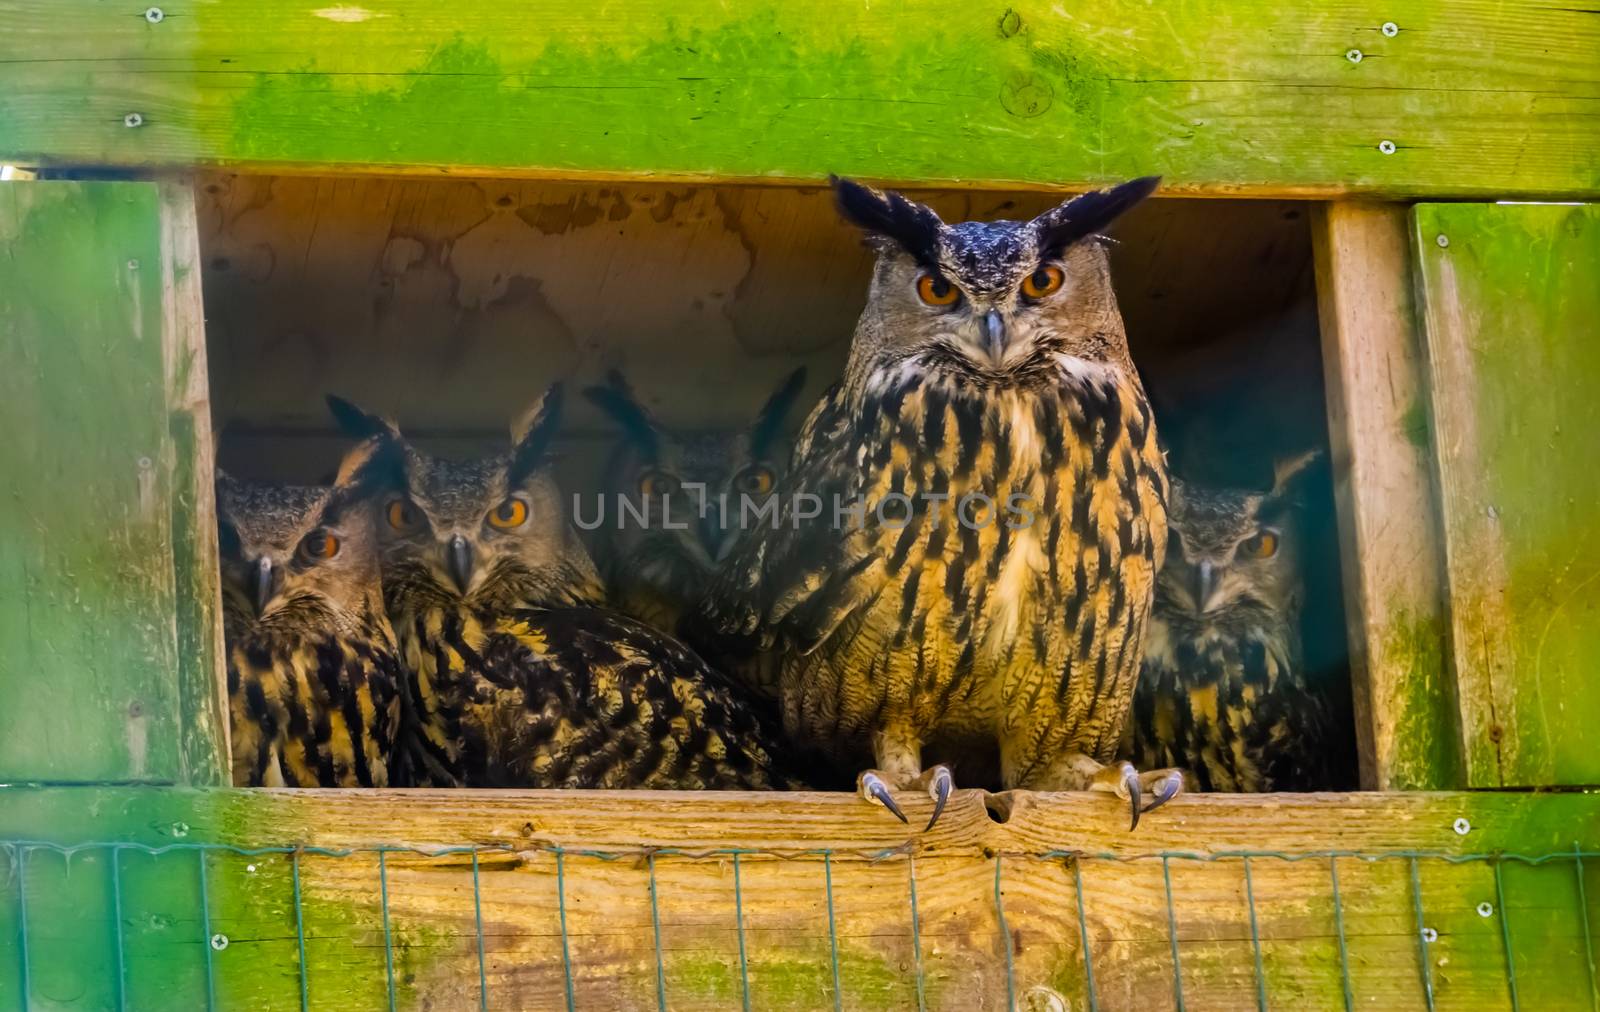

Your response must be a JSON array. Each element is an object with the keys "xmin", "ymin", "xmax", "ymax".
[
  {"xmin": 583, "ymin": 370, "xmax": 660, "ymax": 456},
  {"xmin": 326, "ymin": 394, "xmax": 399, "ymax": 441},
  {"xmin": 830, "ymin": 175, "xmax": 943, "ymax": 265},
  {"xmin": 1267, "ymin": 448, "xmax": 1322, "ymax": 501},
  {"xmin": 750, "ymin": 367, "xmax": 808, "ymax": 458},
  {"xmin": 509, "ymin": 383, "xmax": 565, "ymax": 485},
  {"xmin": 1034, "ymin": 176, "xmax": 1160, "ymax": 257}
]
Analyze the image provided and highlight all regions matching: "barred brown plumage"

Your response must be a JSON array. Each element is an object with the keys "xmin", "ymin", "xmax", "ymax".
[
  {"xmin": 1132, "ymin": 452, "xmax": 1336, "ymax": 792},
  {"xmin": 692, "ymin": 176, "xmax": 1184, "ymax": 829},
  {"xmin": 328, "ymin": 388, "xmax": 790, "ymax": 790},
  {"xmin": 217, "ymin": 444, "xmax": 404, "ymax": 788}
]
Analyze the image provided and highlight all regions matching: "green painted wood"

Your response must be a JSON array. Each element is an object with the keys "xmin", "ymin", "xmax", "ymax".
[
  {"xmin": 1413, "ymin": 202, "xmax": 1600, "ymax": 788},
  {"xmin": 0, "ymin": 181, "xmax": 226, "ymax": 785},
  {"xmin": 0, "ymin": 1, "xmax": 1596, "ymax": 196}
]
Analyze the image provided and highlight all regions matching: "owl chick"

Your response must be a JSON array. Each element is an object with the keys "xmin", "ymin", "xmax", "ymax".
[
  {"xmin": 583, "ymin": 367, "xmax": 808, "ymax": 635},
  {"xmin": 327, "ymin": 389, "xmax": 789, "ymax": 790},
  {"xmin": 216, "ymin": 443, "xmax": 404, "ymax": 787},
  {"xmin": 1131, "ymin": 451, "xmax": 1335, "ymax": 792},
  {"xmin": 694, "ymin": 176, "xmax": 1180, "ymax": 829}
]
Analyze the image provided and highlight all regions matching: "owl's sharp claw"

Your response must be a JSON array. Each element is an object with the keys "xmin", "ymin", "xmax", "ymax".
[
  {"xmin": 1142, "ymin": 769, "xmax": 1185, "ymax": 815},
  {"xmin": 860, "ymin": 771, "xmax": 908, "ymax": 823},
  {"xmin": 924, "ymin": 765, "xmax": 953, "ymax": 832},
  {"xmin": 1124, "ymin": 766, "xmax": 1144, "ymax": 831}
]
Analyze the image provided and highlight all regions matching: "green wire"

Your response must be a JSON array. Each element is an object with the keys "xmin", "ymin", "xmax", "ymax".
[
  {"xmin": 1072, "ymin": 858, "xmax": 1099, "ymax": 1012},
  {"xmin": 732, "ymin": 852, "xmax": 751, "ymax": 1012},
  {"xmin": 13, "ymin": 846, "xmax": 30, "ymax": 1011},
  {"xmin": 292, "ymin": 851, "xmax": 310, "ymax": 1012},
  {"xmin": 1328, "ymin": 855, "xmax": 1354, "ymax": 1012},
  {"xmin": 1494, "ymin": 860, "xmax": 1520, "ymax": 1011},
  {"xmin": 824, "ymin": 851, "xmax": 842, "ymax": 1012},
  {"xmin": 908, "ymin": 853, "xmax": 927, "ymax": 1012},
  {"xmin": 647, "ymin": 853, "xmax": 667, "ymax": 1012},
  {"xmin": 994, "ymin": 855, "xmax": 1016, "ymax": 1012},
  {"xmin": 379, "ymin": 850, "xmax": 397, "ymax": 1012},
  {"xmin": 198, "ymin": 849, "xmax": 216, "ymax": 1012},
  {"xmin": 1575, "ymin": 843, "xmax": 1599, "ymax": 1012},
  {"xmin": 1408, "ymin": 857, "xmax": 1435, "ymax": 1012},
  {"xmin": 555, "ymin": 849, "xmax": 576, "ymax": 1012},
  {"xmin": 1243, "ymin": 856, "xmax": 1267, "ymax": 1011},
  {"xmin": 470, "ymin": 848, "xmax": 489, "ymax": 1012},
  {"xmin": 1162, "ymin": 856, "xmax": 1186, "ymax": 1012},
  {"xmin": 109, "ymin": 845, "xmax": 126, "ymax": 1012}
]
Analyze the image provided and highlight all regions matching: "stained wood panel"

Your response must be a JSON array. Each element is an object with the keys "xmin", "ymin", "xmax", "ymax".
[
  {"xmin": 0, "ymin": 2, "xmax": 1597, "ymax": 197},
  {"xmin": 2, "ymin": 787, "xmax": 1598, "ymax": 1010},
  {"xmin": 0, "ymin": 181, "xmax": 226, "ymax": 785},
  {"xmin": 1413, "ymin": 202, "xmax": 1600, "ymax": 788}
]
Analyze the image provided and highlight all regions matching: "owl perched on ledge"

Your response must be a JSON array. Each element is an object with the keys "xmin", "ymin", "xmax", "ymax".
[
  {"xmin": 693, "ymin": 176, "xmax": 1181, "ymax": 829},
  {"xmin": 583, "ymin": 367, "xmax": 809, "ymax": 636},
  {"xmin": 1130, "ymin": 451, "xmax": 1335, "ymax": 792},
  {"xmin": 328, "ymin": 390, "xmax": 790, "ymax": 790},
  {"xmin": 217, "ymin": 445, "xmax": 404, "ymax": 787}
]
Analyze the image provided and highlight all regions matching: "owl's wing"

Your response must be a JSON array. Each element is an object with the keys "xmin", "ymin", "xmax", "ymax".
[{"xmin": 696, "ymin": 380, "xmax": 902, "ymax": 656}]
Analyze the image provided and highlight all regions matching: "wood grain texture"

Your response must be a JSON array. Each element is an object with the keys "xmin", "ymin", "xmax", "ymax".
[
  {"xmin": 1312, "ymin": 202, "xmax": 1461, "ymax": 790},
  {"xmin": 0, "ymin": 181, "xmax": 222, "ymax": 784},
  {"xmin": 1413, "ymin": 202, "xmax": 1600, "ymax": 788},
  {"xmin": 3, "ymin": 786, "xmax": 1599, "ymax": 1009},
  {"xmin": 0, "ymin": 1, "xmax": 1596, "ymax": 196}
]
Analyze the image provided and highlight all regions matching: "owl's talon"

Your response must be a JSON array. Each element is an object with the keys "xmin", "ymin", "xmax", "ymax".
[
  {"xmin": 1124, "ymin": 765, "xmax": 1144, "ymax": 831},
  {"xmin": 923, "ymin": 765, "xmax": 953, "ymax": 832},
  {"xmin": 859, "ymin": 771, "xmax": 908, "ymax": 823},
  {"xmin": 1142, "ymin": 769, "xmax": 1185, "ymax": 814}
]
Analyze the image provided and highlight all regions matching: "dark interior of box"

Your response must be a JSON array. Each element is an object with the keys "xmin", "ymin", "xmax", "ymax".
[{"xmin": 200, "ymin": 173, "xmax": 1357, "ymax": 788}]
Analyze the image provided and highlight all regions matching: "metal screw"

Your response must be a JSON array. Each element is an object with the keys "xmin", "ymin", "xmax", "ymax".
[
  {"xmin": 1477, "ymin": 902, "xmax": 1494, "ymax": 917},
  {"xmin": 127, "ymin": 259, "xmax": 140, "ymax": 270},
  {"xmin": 210, "ymin": 933, "xmax": 229, "ymax": 951},
  {"xmin": 171, "ymin": 821, "xmax": 189, "ymax": 838},
  {"xmin": 137, "ymin": 456, "xmax": 153, "ymax": 469},
  {"xmin": 123, "ymin": 112, "xmax": 144, "ymax": 128},
  {"xmin": 1453, "ymin": 817, "xmax": 1471, "ymax": 835},
  {"xmin": 245, "ymin": 863, "xmax": 257, "ymax": 873},
  {"xmin": 1378, "ymin": 140, "xmax": 1396, "ymax": 154},
  {"xmin": 1346, "ymin": 49, "xmax": 1364, "ymax": 63},
  {"xmin": 1436, "ymin": 234, "xmax": 1450, "ymax": 248},
  {"xmin": 1382, "ymin": 21, "xmax": 1400, "ymax": 37},
  {"xmin": 1487, "ymin": 505, "xmax": 1500, "ymax": 520},
  {"xmin": 144, "ymin": 7, "xmax": 164, "ymax": 23},
  {"xmin": 1421, "ymin": 927, "xmax": 1439, "ymax": 943}
]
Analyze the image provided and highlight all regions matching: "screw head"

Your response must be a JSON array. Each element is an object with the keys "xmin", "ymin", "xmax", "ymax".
[
  {"xmin": 123, "ymin": 112, "xmax": 144, "ymax": 128},
  {"xmin": 1453, "ymin": 817, "xmax": 1471, "ymax": 835},
  {"xmin": 126, "ymin": 259, "xmax": 141, "ymax": 270},
  {"xmin": 1346, "ymin": 48, "xmax": 1364, "ymax": 63},
  {"xmin": 144, "ymin": 7, "xmax": 164, "ymax": 22},
  {"xmin": 170, "ymin": 821, "xmax": 189, "ymax": 838},
  {"xmin": 1437, "ymin": 234, "xmax": 1451, "ymax": 248},
  {"xmin": 1421, "ymin": 927, "xmax": 1439, "ymax": 943},
  {"xmin": 1382, "ymin": 21, "xmax": 1399, "ymax": 36},
  {"xmin": 1477, "ymin": 902, "xmax": 1494, "ymax": 917},
  {"xmin": 245, "ymin": 863, "xmax": 257, "ymax": 873},
  {"xmin": 210, "ymin": 933, "xmax": 229, "ymax": 951},
  {"xmin": 1378, "ymin": 140, "xmax": 1397, "ymax": 154}
]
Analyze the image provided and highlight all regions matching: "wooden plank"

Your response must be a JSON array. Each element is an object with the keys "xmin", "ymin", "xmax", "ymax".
[
  {"xmin": 0, "ymin": 2, "xmax": 1596, "ymax": 197},
  {"xmin": 1311, "ymin": 202, "xmax": 1462, "ymax": 790},
  {"xmin": 2, "ymin": 787, "xmax": 1599, "ymax": 1009},
  {"xmin": 0, "ymin": 180, "xmax": 223, "ymax": 785},
  {"xmin": 1412, "ymin": 202, "xmax": 1600, "ymax": 788}
]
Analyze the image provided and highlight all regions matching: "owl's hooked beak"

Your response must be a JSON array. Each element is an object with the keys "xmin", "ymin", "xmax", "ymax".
[
  {"xmin": 252, "ymin": 557, "xmax": 277, "ymax": 617},
  {"xmin": 447, "ymin": 534, "xmax": 474, "ymax": 594},
  {"xmin": 1194, "ymin": 560, "xmax": 1222, "ymax": 614},
  {"xmin": 982, "ymin": 309, "xmax": 1008, "ymax": 360}
]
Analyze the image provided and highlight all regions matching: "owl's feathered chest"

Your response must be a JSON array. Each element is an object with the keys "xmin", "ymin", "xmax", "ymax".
[{"xmin": 225, "ymin": 611, "xmax": 403, "ymax": 787}]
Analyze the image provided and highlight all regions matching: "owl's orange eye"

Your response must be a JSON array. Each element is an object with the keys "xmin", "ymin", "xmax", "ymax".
[
  {"xmin": 1021, "ymin": 265, "xmax": 1065, "ymax": 300},
  {"xmin": 298, "ymin": 530, "xmax": 340, "ymax": 561},
  {"xmin": 386, "ymin": 499, "xmax": 420, "ymax": 531},
  {"xmin": 638, "ymin": 471, "xmax": 681, "ymax": 498},
  {"xmin": 736, "ymin": 465, "xmax": 775, "ymax": 496},
  {"xmin": 486, "ymin": 498, "xmax": 529, "ymax": 530},
  {"xmin": 1241, "ymin": 529, "xmax": 1280, "ymax": 559},
  {"xmin": 916, "ymin": 273, "xmax": 961, "ymax": 308}
]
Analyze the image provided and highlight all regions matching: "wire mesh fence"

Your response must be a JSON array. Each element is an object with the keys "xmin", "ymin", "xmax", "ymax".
[{"xmin": 4, "ymin": 834, "xmax": 1597, "ymax": 1011}]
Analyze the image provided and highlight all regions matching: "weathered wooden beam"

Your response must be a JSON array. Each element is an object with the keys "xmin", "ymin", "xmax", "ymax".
[
  {"xmin": 1311, "ymin": 202, "xmax": 1462, "ymax": 790},
  {"xmin": 0, "ymin": 180, "xmax": 227, "ymax": 785},
  {"xmin": 1412, "ymin": 202, "xmax": 1600, "ymax": 788},
  {"xmin": 0, "ymin": 2, "xmax": 1596, "ymax": 197},
  {"xmin": 2, "ymin": 787, "xmax": 1597, "ymax": 1009}
]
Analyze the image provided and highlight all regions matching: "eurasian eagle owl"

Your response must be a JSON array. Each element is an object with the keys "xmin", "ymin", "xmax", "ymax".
[
  {"xmin": 583, "ymin": 367, "xmax": 808, "ymax": 635},
  {"xmin": 694, "ymin": 176, "xmax": 1182, "ymax": 828},
  {"xmin": 1131, "ymin": 451, "xmax": 1335, "ymax": 791}
]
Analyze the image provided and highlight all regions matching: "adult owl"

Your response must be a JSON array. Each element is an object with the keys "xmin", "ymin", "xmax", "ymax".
[
  {"xmin": 583, "ymin": 367, "xmax": 809, "ymax": 635},
  {"xmin": 694, "ymin": 176, "xmax": 1181, "ymax": 829},
  {"xmin": 1130, "ymin": 452, "xmax": 1335, "ymax": 791},
  {"xmin": 216, "ymin": 442, "xmax": 404, "ymax": 787},
  {"xmin": 327, "ymin": 389, "xmax": 789, "ymax": 790}
]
